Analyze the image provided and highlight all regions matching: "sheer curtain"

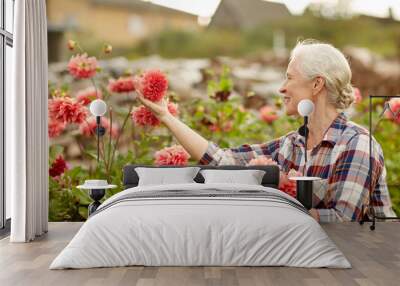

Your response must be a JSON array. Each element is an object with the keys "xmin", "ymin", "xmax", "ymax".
[{"xmin": 7, "ymin": 0, "xmax": 48, "ymax": 242}]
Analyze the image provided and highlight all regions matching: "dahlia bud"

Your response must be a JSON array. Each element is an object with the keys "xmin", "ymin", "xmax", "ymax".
[
  {"xmin": 246, "ymin": 91, "xmax": 256, "ymax": 97},
  {"xmin": 50, "ymin": 88, "xmax": 68, "ymax": 98},
  {"xmin": 123, "ymin": 69, "xmax": 133, "ymax": 77},
  {"xmin": 196, "ymin": 105, "xmax": 205, "ymax": 113},
  {"xmin": 67, "ymin": 40, "xmax": 77, "ymax": 51},
  {"xmin": 103, "ymin": 44, "xmax": 113, "ymax": 54},
  {"xmin": 275, "ymin": 98, "xmax": 283, "ymax": 108}
]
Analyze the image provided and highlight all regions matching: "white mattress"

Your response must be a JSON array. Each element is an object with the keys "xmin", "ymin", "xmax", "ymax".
[{"xmin": 50, "ymin": 183, "xmax": 351, "ymax": 269}]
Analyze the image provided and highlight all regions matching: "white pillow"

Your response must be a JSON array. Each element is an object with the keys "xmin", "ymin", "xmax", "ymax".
[
  {"xmin": 135, "ymin": 167, "xmax": 200, "ymax": 186},
  {"xmin": 200, "ymin": 169, "xmax": 266, "ymax": 185}
]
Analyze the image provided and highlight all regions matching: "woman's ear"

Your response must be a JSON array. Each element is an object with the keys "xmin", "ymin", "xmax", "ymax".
[{"xmin": 312, "ymin": 76, "xmax": 325, "ymax": 96}]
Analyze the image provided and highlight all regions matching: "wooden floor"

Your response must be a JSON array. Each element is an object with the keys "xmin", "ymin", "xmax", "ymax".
[{"xmin": 0, "ymin": 222, "xmax": 399, "ymax": 286}]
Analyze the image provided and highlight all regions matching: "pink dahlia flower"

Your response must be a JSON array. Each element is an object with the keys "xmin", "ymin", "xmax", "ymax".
[
  {"xmin": 48, "ymin": 120, "xmax": 66, "ymax": 138},
  {"xmin": 222, "ymin": 120, "xmax": 234, "ymax": 132},
  {"xmin": 208, "ymin": 121, "xmax": 234, "ymax": 133},
  {"xmin": 131, "ymin": 102, "xmax": 179, "ymax": 127},
  {"xmin": 279, "ymin": 169, "xmax": 302, "ymax": 198},
  {"xmin": 247, "ymin": 158, "xmax": 300, "ymax": 198},
  {"xmin": 259, "ymin": 105, "xmax": 279, "ymax": 124},
  {"xmin": 385, "ymin": 98, "xmax": 400, "ymax": 124},
  {"xmin": 76, "ymin": 87, "xmax": 102, "ymax": 106},
  {"xmin": 131, "ymin": 106, "xmax": 161, "ymax": 127},
  {"xmin": 108, "ymin": 77, "xmax": 136, "ymax": 93},
  {"xmin": 49, "ymin": 97, "xmax": 88, "ymax": 124},
  {"xmin": 208, "ymin": 124, "xmax": 219, "ymax": 132},
  {"xmin": 135, "ymin": 70, "xmax": 168, "ymax": 102},
  {"xmin": 353, "ymin": 88, "xmax": 362, "ymax": 104},
  {"xmin": 67, "ymin": 53, "xmax": 98, "ymax": 79},
  {"xmin": 154, "ymin": 145, "xmax": 190, "ymax": 166}
]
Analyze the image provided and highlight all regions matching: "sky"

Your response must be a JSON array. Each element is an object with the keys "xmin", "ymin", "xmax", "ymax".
[
  {"xmin": 144, "ymin": 0, "xmax": 400, "ymax": 20},
  {"xmin": 267, "ymin": 0, "xmax": 400, "ymax": 19}
]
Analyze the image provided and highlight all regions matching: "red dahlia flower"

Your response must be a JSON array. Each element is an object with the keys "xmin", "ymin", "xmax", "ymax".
[
  {"xmin": 259, "ymin": 105, "xmax": 279, "ymax": 124},
  {"xmin": 131, "ymin": 106, "xmax": 161, "ymax": 127},
  {"xmin": 68, "ymin": 53, "xmax": 98, "ymax": 79},
  {"xmin": 279, "ymin": 169, "xmax": 302, "ymax": 198},
  {"xmin": 76, "ymin": 87, "xmax": 102, "ymax": 106},
  {"xmin": 386, "ymin": 98, "xmax": 400, "ymax": 124},
  {"xmin": 49, "ymin": 97, "xmax": 88, "ymax": 124},
  {"xmin": 48, "ymin": 120, "xmax": 66, "ymax": 138},
  {"xmin": 353, "ymin": 87, "xmax": 362, "ymax": 104},
  {"xmin": 135, "ymin": 70, "xmax": 168, "ymax": 102},
  {"xmin": 131, "ymin": 102, "xmax": 179, "ymax": 127},
  {"xmin": 247, "ymin": 157, "xmax": 300, "ymax": 198},
  {"xmin": 108, "ymin": 77, "xmax": 136, "ymax": 93},
  {"xmin": 154, "ymin": 145, "xmax": 190, "ymax": 166},
  {"xmin": 49, "ymin": 155, "xmax": 68, "ymax": 178}
]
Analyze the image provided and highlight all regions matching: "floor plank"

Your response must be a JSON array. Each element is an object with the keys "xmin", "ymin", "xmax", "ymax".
[{"xmin": 0, "ymin": 222, "xmax": 399, "ymax": 286}]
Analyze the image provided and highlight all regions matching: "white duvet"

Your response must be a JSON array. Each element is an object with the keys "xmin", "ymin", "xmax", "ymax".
[{"xmin": 50, "ymin": 183, "xmax": 351, "ymax": 269}]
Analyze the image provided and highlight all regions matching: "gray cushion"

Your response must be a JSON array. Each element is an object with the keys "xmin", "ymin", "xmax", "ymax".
[
  {"xmin": 200, "ymin": 169, "xmax": 266, "ymax": 185},
  {"xmin": 135, "ymin": 167, "xmax": 200, "ymax": 186},
  {"xmin": 123, "ymin": 164, "xmax": 280, "ymax": 189}
]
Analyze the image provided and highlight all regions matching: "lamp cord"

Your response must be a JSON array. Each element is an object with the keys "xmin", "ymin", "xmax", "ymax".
[
  {"xmin": 304, "ymin": 130, "xmax": 307, "ymax": 176},
  {"xmin": 96, "ymin": 116, "xmax": 101, "ymax": 163},
  {"xmin": 303, "ymin": 116, "xmax": 308, "ymax": 176},
  {"xmin": 97, "ymin": 130, "xmax": 100, "ymax": 163}
]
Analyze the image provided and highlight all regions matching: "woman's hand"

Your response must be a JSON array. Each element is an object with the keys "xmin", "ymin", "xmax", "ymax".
[{"xmin": 135, "ymin": 90, "xmax": 170, "ymax": 121}]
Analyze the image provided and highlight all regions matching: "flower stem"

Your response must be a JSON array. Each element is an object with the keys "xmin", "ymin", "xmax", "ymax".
[
  {"xmin": 74, "ymin": 136, "xmax": 85, "ymax": 162},
  {"xmin": 76, "ymin": 43, "xmax": 85, "ymax": 54},
  {"xmin": 90, "ymin": 77, "xmax": 99, "ymax": 98},
  {"xmin": 107, "ymin": 107, "xmax": 113, "ymax": 175},
  {"xmin": 84, "ymin": 118, "xmax": 108, "ymax": 174},
  {"xmin": 100, "ymin": 136, "xmax": 110, "ymax": 181},
  {"xmin": 109, "ymin": 98, "xmax": 135, "ymax": 173}
]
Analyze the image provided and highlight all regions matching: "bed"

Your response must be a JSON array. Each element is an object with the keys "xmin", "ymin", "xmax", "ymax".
[{"xmin": 49, "ymin": 164, "xmax": 351, "ymax": 269}]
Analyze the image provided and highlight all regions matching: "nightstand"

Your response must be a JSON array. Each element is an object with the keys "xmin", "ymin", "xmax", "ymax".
[{"xmin": 77, "ymin": 180, "xmax": 117, "ymax": 216}]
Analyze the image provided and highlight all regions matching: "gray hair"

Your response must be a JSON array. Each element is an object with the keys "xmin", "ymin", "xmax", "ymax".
[{"xmin": 290, "ymin": 39, "xmax": 354, "ymax": 110}]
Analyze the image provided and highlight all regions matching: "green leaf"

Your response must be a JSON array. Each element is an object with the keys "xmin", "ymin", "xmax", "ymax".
[{"xmin": 49, "ymin": 145, "xmax": 64, "ymax": 161}]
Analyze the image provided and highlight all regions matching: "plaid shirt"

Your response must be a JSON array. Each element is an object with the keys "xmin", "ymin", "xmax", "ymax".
[{"xmin": 199, "ymin": 112, "xmax": 396, "ymax": 222}]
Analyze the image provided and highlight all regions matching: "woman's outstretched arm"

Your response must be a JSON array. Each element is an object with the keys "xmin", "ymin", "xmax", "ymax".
[
  {"xmin": 136, "ymin": 93, "xmax": 208, "ymax": 161},
  {"xmin": 136, "ymin": 93, "xmax": 285, "ymax": 165},
  {"xmin": 161, "ymin": 112, "xmax": 209, "ymax": 161}
]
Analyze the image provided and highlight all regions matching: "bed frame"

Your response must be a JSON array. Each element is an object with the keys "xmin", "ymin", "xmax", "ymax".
[{"xmin": 122, "ymin": 164, "xmax": 280, "ymax": 189}]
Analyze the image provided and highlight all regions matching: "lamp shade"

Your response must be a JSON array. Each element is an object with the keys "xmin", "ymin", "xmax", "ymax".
[
  {"xmin": 297, "ymin": 99, "xmax": 314, "ymax": 117},
  {"xmin": 89, "ymin": 99, "xmax": 107, "ymax": 116}
]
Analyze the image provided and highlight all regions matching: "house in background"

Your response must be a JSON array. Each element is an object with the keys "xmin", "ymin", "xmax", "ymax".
[
  {"xmin": 46, "ymin": 0, "xmax": 291, "ymax": 62},
  {"xmin": 211, "ymin": 0, "xmax": 290, "ymax": 30},
  {"xmin": 46, "ymin": 0, "xmax": 199, "ymax": 62}
]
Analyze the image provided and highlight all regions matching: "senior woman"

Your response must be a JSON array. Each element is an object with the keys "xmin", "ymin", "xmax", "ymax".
[{"xmin": 136, "ymin": 39, "xmax": 396, "ymax": 223}]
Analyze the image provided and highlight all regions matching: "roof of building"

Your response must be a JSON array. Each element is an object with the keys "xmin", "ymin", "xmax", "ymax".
[{"xmin": 211, "ymin": 0, "xmax": 291, "ymax": 29}]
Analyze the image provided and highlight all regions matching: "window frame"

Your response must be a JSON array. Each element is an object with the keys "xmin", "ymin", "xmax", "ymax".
[{"xmin": 0, "ymin": 0, "xmax": 14, "ymax": 234}]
